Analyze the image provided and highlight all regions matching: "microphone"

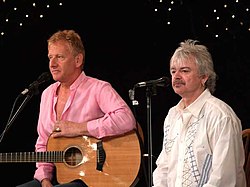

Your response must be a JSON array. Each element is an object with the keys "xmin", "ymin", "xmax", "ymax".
[
  {"xmin": 134, "ymin": 76, "xmax": 170, "ymax": 88},
  {"xmin": 21, "ymin": 72, "xmax": 51, "ymax": 95}
]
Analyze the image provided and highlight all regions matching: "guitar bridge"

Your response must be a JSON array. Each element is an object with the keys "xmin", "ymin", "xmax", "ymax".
[{"xmin": 96, "ymin": 140, "xmax": 106, "ymax": 171}]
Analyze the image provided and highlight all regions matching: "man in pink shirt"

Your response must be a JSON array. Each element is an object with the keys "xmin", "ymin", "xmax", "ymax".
[{"xmin": 17, "ymin": 29, "xmax": 136, "ymax": 187}]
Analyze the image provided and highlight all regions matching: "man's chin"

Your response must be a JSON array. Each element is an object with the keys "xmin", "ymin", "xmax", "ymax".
[{"xmin": 173, "ymin": 88, "xmax": 184, "ymax": 95}]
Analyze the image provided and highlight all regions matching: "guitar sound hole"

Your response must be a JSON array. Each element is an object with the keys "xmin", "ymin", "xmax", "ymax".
[{"xmin": 64, "ymin": 146, "xmax": 83, "ymax": 167}]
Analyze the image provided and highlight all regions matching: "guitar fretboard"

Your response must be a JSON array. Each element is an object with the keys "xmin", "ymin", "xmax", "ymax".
[{"xmin": 0, "ymin": 151, "xmax": 64, "ymax": 163}]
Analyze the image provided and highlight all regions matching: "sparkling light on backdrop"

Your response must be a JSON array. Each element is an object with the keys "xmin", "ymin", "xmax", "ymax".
[
  {"xmin": 151, "ymin": 0, "xmax": 250, "ymax": 40},
  {"xmin": 0, "ymin": 0, "xmax": 63, "ymax": 39},
  {"xmin": 0, "ymin": 0, "xmax": 249, "ymax": 47}
]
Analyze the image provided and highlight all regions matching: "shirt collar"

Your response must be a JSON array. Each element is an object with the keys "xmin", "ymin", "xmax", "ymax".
[
  {"xmin": 53, "ymin": 71, "xmax": 87, "ymax": 93},
  {"xmin": 176, "ymin": 89, "xmax": 212, "ymax": 118}
]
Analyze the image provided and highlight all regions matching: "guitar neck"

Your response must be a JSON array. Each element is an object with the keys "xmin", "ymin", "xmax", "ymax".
[{"xmin": 0, "ymin": 151, "xmax": 64, "ymax": 163}]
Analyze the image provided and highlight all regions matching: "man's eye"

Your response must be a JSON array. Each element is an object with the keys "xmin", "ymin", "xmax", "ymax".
[
  {"xmin": 171, "ymin": 70, "xmax": 176, "ymax": 74},
  {"xmin": 56, "ymin": 56, "xmax": 63, "ymax": 60},
  {"xmin": 182, "ymin": 69, "xmax": 189, "ymax": 73}
]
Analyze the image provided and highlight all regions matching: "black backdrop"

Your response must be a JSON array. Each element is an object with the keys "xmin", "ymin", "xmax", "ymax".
[{"xmin": 0, "ymin": 0, "xmax": 250, "ymax": 186}]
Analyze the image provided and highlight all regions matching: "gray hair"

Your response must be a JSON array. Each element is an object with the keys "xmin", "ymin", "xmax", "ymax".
[{"xmin": 170, "ymin": 39, "xmax": 217, "ymax": 93}]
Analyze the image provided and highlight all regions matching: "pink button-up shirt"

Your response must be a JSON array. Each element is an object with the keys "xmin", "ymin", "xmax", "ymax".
[{"xmin": 34, "ymin": 72, "xmax": 136, "ymax": 182}]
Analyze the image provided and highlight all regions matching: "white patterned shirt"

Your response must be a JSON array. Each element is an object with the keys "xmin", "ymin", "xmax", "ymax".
[{"xmin": 153, "ymin": 89, "xmax": 246, "ymax": 187}]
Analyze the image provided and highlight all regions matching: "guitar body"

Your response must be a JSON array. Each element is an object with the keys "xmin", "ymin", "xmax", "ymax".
[{"xmin": 47, "ymin": 130, "xmax": 142, "ymax": 187}]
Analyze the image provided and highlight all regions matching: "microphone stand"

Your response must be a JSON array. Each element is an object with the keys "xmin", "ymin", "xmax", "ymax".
[
  {"xmin": 0, "ymin": 72, "xmax": 50, "ymax": 143},
  {"xmin": 145, "ymin": 85, "xmax": 157, "ymax": 187},
  {"xmin": 130, "ymin": 85, "xmax": 158, "ymax": 187},
  {"xmin": 0, "ymin": 92, "xmax": 34, "ymax": 143},
  {"xmin": 131, "ymin": 76, "xmax": 169, "ymax": 187}
]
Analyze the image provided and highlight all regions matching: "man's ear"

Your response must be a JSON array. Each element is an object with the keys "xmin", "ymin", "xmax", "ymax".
[
  {"xmin": 75, "ymin": 53, "xmax": 84, "ymax": 68},
  {"xmin": 202, "ymin": 75, "xmax": 209, "ymax": 85}
]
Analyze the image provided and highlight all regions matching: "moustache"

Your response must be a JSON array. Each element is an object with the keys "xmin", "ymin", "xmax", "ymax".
[{"xmin": 173, "ymin": 80, "xmax": 184, "ymax": 84}]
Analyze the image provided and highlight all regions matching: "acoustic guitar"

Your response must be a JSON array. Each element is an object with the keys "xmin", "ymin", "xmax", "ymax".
[{"xmin": 0, "ymin": 130, "xmax": 142, "ymax": 187}]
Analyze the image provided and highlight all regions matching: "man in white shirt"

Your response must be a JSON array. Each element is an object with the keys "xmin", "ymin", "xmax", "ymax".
[{"xmin": 153, "ymin": 39, "xmax": 246, "ymax": 187}]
